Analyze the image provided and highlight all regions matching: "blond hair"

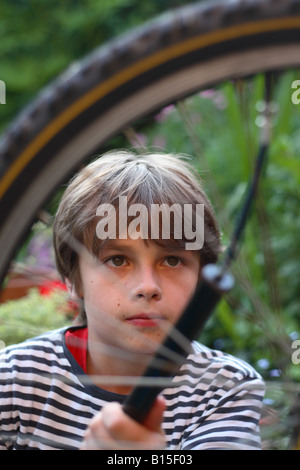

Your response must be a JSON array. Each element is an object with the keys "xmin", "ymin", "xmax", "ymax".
[{"xmin": 53, "ymin": 150, "xmax": 221, "ymax": 294}]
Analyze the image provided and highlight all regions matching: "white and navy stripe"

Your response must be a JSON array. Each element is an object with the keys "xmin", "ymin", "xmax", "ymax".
[{"xmin": 0, "ymin": 328, "xmax": 264, "ymax": 450}]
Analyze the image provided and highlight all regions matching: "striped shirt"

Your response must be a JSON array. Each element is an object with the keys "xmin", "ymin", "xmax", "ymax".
[{"xmin": 0, "ymin": 327, "xmax": 264, "ymax": 450}]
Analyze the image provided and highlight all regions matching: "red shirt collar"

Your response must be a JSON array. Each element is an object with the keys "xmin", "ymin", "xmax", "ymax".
[{"xmin": 65, "ymin": 327, "xmax": 88, "ymax": 372}]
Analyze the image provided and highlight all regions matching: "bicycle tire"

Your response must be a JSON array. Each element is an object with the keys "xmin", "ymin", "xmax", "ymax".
[{"xmin": 1, "ymin": 0, "xmax": 300, "ymax": 283}]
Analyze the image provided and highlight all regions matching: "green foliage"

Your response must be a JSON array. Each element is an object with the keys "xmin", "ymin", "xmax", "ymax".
[
  {"xmin": 0, "ymin": 0, "xmax": 196, "ymax": 131},
  {"xmin": 0, "ymin": 289, "xmax": 71, "ymax": 348},
  {"xmin": 131, "ymin": 73, "xmax": 300, "ymax": 384}
]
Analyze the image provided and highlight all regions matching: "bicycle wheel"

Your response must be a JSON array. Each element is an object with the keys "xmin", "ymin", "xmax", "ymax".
[
  {"xmin": 1, "ymin": 0, "xmax": 300, "ymax": 450},
  {"xmin": 1, "ymin": 0, "xmax": 300, "ymax": 283}
]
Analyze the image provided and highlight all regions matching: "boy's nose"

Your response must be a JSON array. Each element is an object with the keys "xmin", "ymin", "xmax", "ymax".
[{"xmin": 131, "ymin": 267, "xmax": 162, "ymax": 301}]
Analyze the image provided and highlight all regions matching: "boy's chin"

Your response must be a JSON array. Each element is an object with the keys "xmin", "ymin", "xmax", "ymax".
[{"xmin": 124, "ymin": 335, "xmax": 164, "ymax": 357}]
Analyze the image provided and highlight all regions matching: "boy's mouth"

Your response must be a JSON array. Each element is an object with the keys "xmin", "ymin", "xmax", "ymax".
[{"xmin": 125, "ymin": 313, "xmax": 165, "ymax": 328}]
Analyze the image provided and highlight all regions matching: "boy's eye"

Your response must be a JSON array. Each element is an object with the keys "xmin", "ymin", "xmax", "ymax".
[
  {"xmin": 107, "ymin": 256, "xmax": 127, "ymax": 267},
  {"xmin": 164, "ymin": 256, "xmax": 181, "ymax": 267}
]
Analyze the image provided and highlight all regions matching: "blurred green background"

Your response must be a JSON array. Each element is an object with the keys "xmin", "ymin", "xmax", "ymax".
[{"xmin": 0, "ymin": 0, "xmax": 196, "ymax": 132}]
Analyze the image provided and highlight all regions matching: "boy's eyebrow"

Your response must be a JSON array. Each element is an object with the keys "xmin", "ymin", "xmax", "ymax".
[
  {"xmin": 99, "ymin": 238, "xmax": 189, "ymax": 255},
  {"xmin": 98, "ymin": 239, "xmax": 138, "ymax": 253}
]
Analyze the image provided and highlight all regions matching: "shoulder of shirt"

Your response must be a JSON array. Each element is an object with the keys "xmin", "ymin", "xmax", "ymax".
[
  {"xmin": 188, "ymin": 340, "xmax": 263, "ymax": 381},
  {"xmin": 0, "ymin": 327, "xmax": 68, "ymax": 362}
]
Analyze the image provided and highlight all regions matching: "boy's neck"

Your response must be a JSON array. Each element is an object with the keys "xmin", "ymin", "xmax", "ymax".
[{"xmin": 86, "ymin": 339, "xmax": 152, "ymax": 395}]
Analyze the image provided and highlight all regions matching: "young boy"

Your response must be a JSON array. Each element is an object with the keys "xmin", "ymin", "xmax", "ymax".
[{"xmin": 0, "ymin": 151, "xmax": 264, "ymax": 450}]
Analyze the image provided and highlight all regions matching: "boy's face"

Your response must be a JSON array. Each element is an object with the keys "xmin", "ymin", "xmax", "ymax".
[{"xmin": 78, "ymin": 238, "xmax": 200, "ymax": 356}]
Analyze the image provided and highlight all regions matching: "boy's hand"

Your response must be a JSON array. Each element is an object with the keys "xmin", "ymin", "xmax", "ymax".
[{"xmin": 80, "ymin": 396, "xmax": 166, "ymax": 450}]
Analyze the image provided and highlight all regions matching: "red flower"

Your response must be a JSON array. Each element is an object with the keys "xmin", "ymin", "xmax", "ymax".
[
  {"xmin": 39, "ymin": 280, "xmax": 79, "ymax": 317},
  {"xmin": 39, "ymin": 280, "xmax": 67, "ymax": 296}
]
